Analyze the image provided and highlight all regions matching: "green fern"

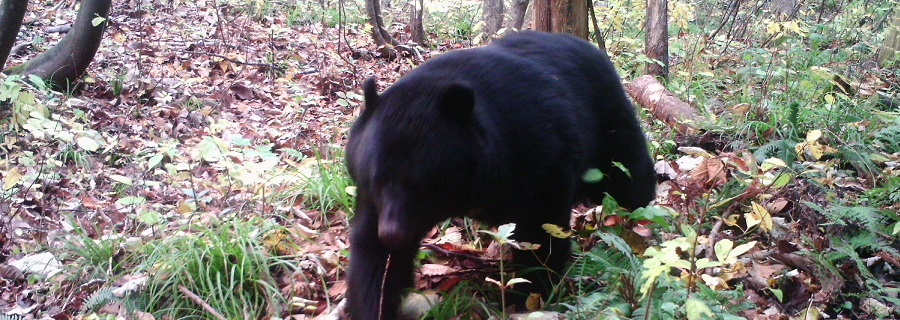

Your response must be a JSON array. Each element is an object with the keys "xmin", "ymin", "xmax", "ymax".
[
  {"xmin": 806, "ymin": 202, "xmax": 891, "ymax": 235},
  {"xmin": 82, "ymin": 287, "xmax": 117, "ymax": 313},
  {"xmin": 874, "ymin": 122, "xmax": 900, "ymax": 153},
  {"xmin": 564, "ymin": 232, "xmax": 643, "ymax": 317}
]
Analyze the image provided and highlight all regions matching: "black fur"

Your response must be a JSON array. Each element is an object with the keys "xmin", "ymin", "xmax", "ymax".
[{"xmin": 345, "ymin": 31, "xmax": 656, "ymax": 320}]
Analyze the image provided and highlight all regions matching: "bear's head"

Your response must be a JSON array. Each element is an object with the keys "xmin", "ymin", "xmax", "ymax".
[{"xmin": 346, "ymin": 78, "xmax": 485, "ymax": 251}]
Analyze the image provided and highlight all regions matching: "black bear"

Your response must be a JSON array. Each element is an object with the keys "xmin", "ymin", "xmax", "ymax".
[{"xmin": 345, "ymin": 31, "xmax": 656, "ymax": 320}]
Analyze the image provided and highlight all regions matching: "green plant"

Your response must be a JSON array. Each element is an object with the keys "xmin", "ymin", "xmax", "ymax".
[
  {"xmin": 563, "ymin": 232, "xmax": 644, "ymax": 318},
  {"xmin": 62, "ymin": 217, "xmax": 126, "ymax": 278},
  {"xmin": 293, "ymin": 148, "xmax": 356, "ymax": 214},
  {"xmin": 136, "ymin": 218, "xmax": 291, "ymax": 319},
  {"xmin": 480, "ymin": 223, "xmax": 536, "ymax": 318},
  {"xmin": 425, "ymin": 0, "xmax": 481, "ymax": 42}
]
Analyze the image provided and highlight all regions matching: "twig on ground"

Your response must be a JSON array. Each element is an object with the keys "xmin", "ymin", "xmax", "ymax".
[{"xmin": 178, "ymin": 285, "xmax": 228, "ymax": 320}]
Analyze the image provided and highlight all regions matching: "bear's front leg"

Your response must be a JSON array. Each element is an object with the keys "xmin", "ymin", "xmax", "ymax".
[
  {"xmin": 347, "ymin": 204, "xmax": 417, "ymax": 320},
  {"xmin": 506, "ymin": 207, "xmax": 572, "ymax": 310}
]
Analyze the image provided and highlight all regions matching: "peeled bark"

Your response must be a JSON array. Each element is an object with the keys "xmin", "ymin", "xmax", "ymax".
[
  {"xmin": 626, "ymin": 75, "xmax": 705, "ymax": 135},
  {"xmin": 0, "ymin": 0, "xmax": 28, "ymax": 69},
  {"xmin": 645, "ymin": 0, "xmax": 669, "ymax": 78},
  {"xmin": 3, "ymin": 0, "xmax": 110, "ymax": 91}
]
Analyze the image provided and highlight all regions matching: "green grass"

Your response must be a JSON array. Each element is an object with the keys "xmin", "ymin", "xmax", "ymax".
[{"xmin": 135, "ymin": 218, "xmax": 292, "ymax": 319}]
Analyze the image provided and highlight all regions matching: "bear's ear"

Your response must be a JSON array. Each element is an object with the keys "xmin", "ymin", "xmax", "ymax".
[
  {"xmin": 363, "ymin": 77, "xmax": 379, "ymax": 110},
  {"xmin": 438, "ymin": 83, "xmax": 476, "ymax": 122}
]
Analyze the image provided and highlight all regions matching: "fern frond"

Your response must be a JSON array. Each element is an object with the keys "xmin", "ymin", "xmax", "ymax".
[{"xmin": 82, "ymin": 287, "xmax": 117, "ymax": 313}]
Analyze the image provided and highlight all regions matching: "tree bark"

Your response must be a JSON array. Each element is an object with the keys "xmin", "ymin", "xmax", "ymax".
[
  {"xmin": 507, "ymin": 0, "xmax": 530, "ymax": 31},
  {"xmin": 533, "ymin": 0, "xmax": 588, "ymax": 38},
  {"xmin": 364, "ymin": 0, "xmax": 398, "ymax": 59},
  {"xmin": 410, "ymin": 0, "xmax": 426, "ymax": 46},
  {"xmin": 877, "ymin": 11, "xmax": 898, "ymax": 66},
  {"xmin": 533, "ymin": 0, "xmax": 551, "ymax": 32},
  {"xmin": 3, "ymin": 0, "xmax": 110, "ymax": 91},
  {"xmin": 626, "ymin": 75, "xmax": 705, "ymax": 135},
  {"xmin": 0, "ymin": 0, "xmax": 28, "ymax": 70},
  {"xmin": 588, "ymin": 0, "xmax": 606, "ymax": 51},
  {"xmin": 483, "ymin": 0, "xmax": 504, "ymax": 37},
  {"xmin": 645, "ymin": 0, "xmax": 669, "ymax": 79}
]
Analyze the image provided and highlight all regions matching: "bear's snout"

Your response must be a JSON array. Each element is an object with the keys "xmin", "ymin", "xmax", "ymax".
[{"xmin": 376, "ymin": 200, "xmax": 418, "ymax": 251}]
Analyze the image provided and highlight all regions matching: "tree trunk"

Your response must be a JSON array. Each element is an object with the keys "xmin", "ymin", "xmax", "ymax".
[
  {"xmin": 645, "ymin": 0, "xmax": 669, "ymax": 79},
  {"xmin": 0, "ymin": 0, "xmax": 28, "ymax": 70},
  {"xmin": 877, "ymin": 11, "xmax": 898, "ymax": 66},
  {"xmin": 533, "ymin": 0, "xmax": 588, "ymax": 38},
  {"xmin": 3, "ymin": 0, "xmax": 111, "ymax": 91},
  {"xmin": 483, "ymin": 0, "xmax": 504, "ymax": 37},
  {"xmin": 507, "ymin": 0, "xmax": 530, "ymax": 31},
  {"xmin": 410, "ymin": 0, "xmax": 426, "ymax": 46},
  {"xmin": 626, "ymin": 75, "xmax": 704, "ymax": 135},
  {"xmin": 364, "ymin": 0, "xmax": 398, "ymax": 59},
  {"xmin": 588, "ymin": 0, "xmax": 606, "ymax": 51},
  {"xmin": 533, "ymin": 0, "xmax": 552, "ymax": 32}
]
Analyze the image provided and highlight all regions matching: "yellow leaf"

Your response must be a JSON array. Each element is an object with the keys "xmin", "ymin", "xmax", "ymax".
[
  {"xmin": 751, "ymin": 202, "xmax": 774, "ymax": 232},
  {"xmin": 745, "ymin": 210, "xmax": 761, "ymax": 229},
  {"xmin": 809, "ymin": 143, "xmax": 825, "ymax": 160},
  {"xmin": 761, "ymin": 158, "xmax": 788, "ymax": 171},
  {"xmin": 824, "ymin": 93, "xmax": 836, "ymax": 104},
  {"xmin": 3, "ymin": 168, "xmax": 22, "ymax": 190},
  {"xmin": 722, "ymin": 214, "xmax": 741, "ymax": 227},
  {"xmin": 526, "ymin": 293, "xmax": 543, "ymax": 311},
  {"xmin": 176, "ymin": 200, "xmax": 196, "ymax": 214},
  {"xmin": 701, "ymin": 274, "xmax": 728, "ymax": 290},
  {"xmin": 806, "ymin": 130, "xmax": 823, "ymax": 142},
  {"xmin": 542, "ymin": 223, "xmax": 573, "ymax": 239},
  {"xmin": 766, "ymin": 21, "xmax": 782, "ymax": 35}
]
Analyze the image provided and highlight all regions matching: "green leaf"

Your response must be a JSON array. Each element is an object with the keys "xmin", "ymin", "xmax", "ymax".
[
  {"xmin": 505, "ymin": 277, "xmax": 531, "ymax": 286},
  {"xmin": 496, "ymin": 223, "xmax": 515, "ymax": 240},
  {"xmin": 198, "ymin": 137, "xmax": 225, "ymax": 162},
  {"xmin": 612, "ymin": 161, "xmax": 632, "ymax": 178},
  {"xmin": 480, "ymin": 223, "xmax": 515, "ymax": 242},
  {"xmin": 582, "ymin": 168, "xmax": 605, "ymax": 183},
  {"xmin": 770, "ymin": 173, "xmax": 793, "ymax": 189},
  {"xmin": 147, "ymin": 154, "xmax": 164, "ymax": 170},
  {"xmin": 108, "ymin": 174, "xmax": 133, "ymax": 185},
  {"xmin": 730, "ymin": 241, "xmax": 757, "ymax": 258},
  {"xmin": 892, "ymin": 222, "xmax": 900, "ymax": 235},
  {"xmin": 92, "ymin": 16, "xmax": 107, "ymax": 27},
  {"xmin": 136, "ymin": 210, "xmax": 164, "ymax": 225},
  {"xmin": 769, "ymin": 288, "xmax": 784, "ymax": 302},
  {"xmin": 685, "ymin": 298, "xmax": 714, "ymax": 320},
  {"xmin": 116, "ymin": 196, "xmax": 147, "ymax": 206},
  {"xmin": 714, "ymin": 239, "xmax": 734, "ymax": 263},
  {"xmin": 630, "ymin": 205, "xmax": 673, "ymax": 227},
  {"xmin": 760, "ymin": 158, "xmax": 787, "ymax": 171},
  {"xmin": 76, "ymin": 136, "xmax": 100, "ymax": 152},
  {"xmin": 695, "ymin": 258, "xmax": 722, "ymax": 269}
]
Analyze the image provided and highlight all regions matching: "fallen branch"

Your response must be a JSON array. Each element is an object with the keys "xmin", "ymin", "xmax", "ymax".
[
  {"xmin": 178, "ymin": 285, "xmax": 227, "ymax": 320},
  {"xmin": 626, "ymin": 75, "xmax": 706, "ymax": 135}
]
